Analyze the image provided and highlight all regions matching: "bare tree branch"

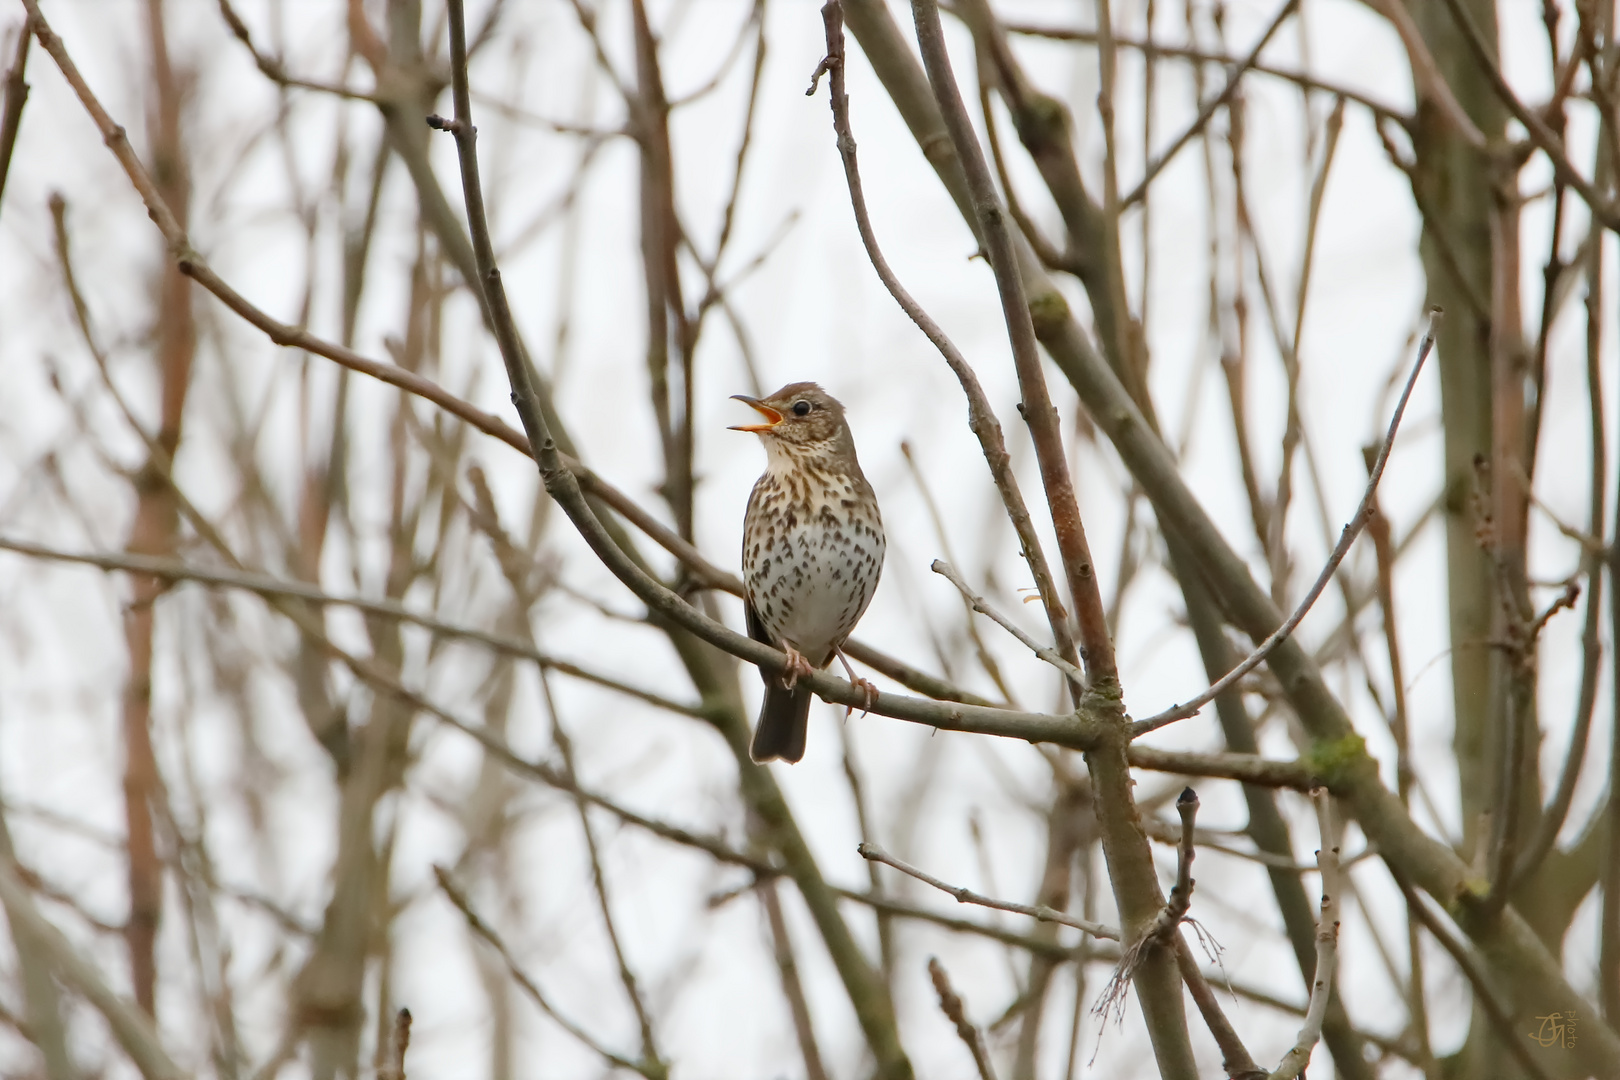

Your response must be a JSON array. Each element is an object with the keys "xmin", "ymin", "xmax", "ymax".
[
  {"xmin": 810, "ymin": 1, "xmax": 1080, "ymax": 688},
  {"xmin": 1269, "ymin": 790, "xmax": 1342, "ymax": 1080},
  {"xmin": 0, "ymin": 15, "xmax": 29, "ymax": 215},
  {"xmin": 928, "ymin": 957, "xmax": 999, "ymax": 1080},
  {"xmin": 932, "ymin": 560, "xmax": 1085, "ymax": 682},
  {"xmin": 0, "ymin": 852, "xmax": 188, "ymax": 1080},
  {"xmin": 1120, "ymin": 0, "xmax": 1300, "ymax": 208},
  {"xmin": 858, "ymin": 842, "xmax": 1119, "ymax": 940},
  {"xmin": 1133, "ymin": 311, "xmax": 1438, "ymax": 736},
  {"xmin": 434, "ymin": 867, "xmax": 655, "ymax": 1077}
]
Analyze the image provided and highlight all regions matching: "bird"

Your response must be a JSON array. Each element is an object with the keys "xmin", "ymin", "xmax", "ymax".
[{"xmin": 731, "ymin": 383, "xmax": 885, "ymax": 763}]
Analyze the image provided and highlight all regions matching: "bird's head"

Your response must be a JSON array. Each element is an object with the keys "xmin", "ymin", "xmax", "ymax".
[{"xmin": 729, "ymin": 383, "xmax": 852, "ymax": 454}]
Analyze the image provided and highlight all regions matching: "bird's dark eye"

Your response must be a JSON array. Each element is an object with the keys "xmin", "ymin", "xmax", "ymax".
[{"xmin": 792, "ymin": 400, "xmax": 811, "ymax": 417}]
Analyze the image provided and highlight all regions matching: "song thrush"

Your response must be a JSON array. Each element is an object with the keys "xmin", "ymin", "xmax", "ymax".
[{"xmin": 731, "ymin": 383, "xmax": 885, "ymax": 763}]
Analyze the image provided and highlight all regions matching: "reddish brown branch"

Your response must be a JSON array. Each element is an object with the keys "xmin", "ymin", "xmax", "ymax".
[
  {"xmin": 110, "ymin": 0, "xmax": 197, "ymax": 1018},
  {"xmin": 811, "ymin": 1, "xmax": 1081, "ymax": 690},
  {"xmin": 908, "ymin": 0, "xmax": 1116, "ymax": 691}
]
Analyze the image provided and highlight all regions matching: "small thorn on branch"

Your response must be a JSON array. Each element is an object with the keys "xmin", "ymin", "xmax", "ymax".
[
  {"xmin": 806, "ymin": 1, "xmax": 843, "ymax": 97},
  {"xmin": 805, "ymin": 55, "xmax": 835, "ymax": 97},
  {"xmin": 426, "ymin": 113, "xmax": 468, "ymax": 134}
]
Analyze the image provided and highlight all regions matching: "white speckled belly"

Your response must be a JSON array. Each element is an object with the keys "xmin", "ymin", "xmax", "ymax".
[{"xmin": 743, "ymin": 472, "xmax": 884, "ymax": 666}]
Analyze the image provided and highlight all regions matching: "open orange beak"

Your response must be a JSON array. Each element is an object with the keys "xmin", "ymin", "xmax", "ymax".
[{"xmin": 728, "ymin": 394, "xmax": 783, "ymax": 433}]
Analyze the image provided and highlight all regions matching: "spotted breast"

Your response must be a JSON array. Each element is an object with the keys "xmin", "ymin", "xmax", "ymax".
[{"xmin": 731, "ymin": 383, "xmax": 884, "ymax": 762}]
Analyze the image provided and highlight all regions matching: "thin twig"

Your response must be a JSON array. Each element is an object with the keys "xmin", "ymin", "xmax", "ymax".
[
  {"xmin": 1132, "ymin": 311, "xmax": 1439, "ymax": 737},
  {"xmin": 838, "ymin": 723, "xmax": 897, "ymax": 983},
  {"xmin": 1174, "ymin": 937, "xmax": 1264, "ymax": 1080},
  {"xmin": 433, "ymin": 867, "xmax": 655, "ymax": 1077},
  {"xmin": 902, "ymin": 442, "xmax": 1019, "ymax": 704},
  {"xmin": 1437, "ymin": 0, "xmax": 1620, "ymax": 229},
  {"xmin": 932, "ymin": 561, "xmax": 1086, "ymax": 682},
  {"xmin": 544, "ymin": 677, "xmax": 667, "ymax": 1079},
  {"xmin": 1512, "ymin": 241, "xmax": 1608, "ymax": 887},
  {"xmin": 216, "ymin": 0, "xmax": 380, "ymax": 101},
  {"xmin": 666, "ymin": 0, "xmax": 762, "ymax": 108},
  {"xmin": 1364, "ymin": 442, "xmax": 1417, "ymax": 816},
  {"xmin": 1160, "ymin": 789, "xmax": 1260, "ymax": 1076},
  {"xmin": 811, "ymin": 0, "xmax": 1080, "ymax": 688},
  {"xmin": 999, "ymin": 21, "xmax": 1407, "ymax": 126},
  {"xmin": 759, "ymin": 881, "xmax": 832, "ymax": 1080},
  {"xmin": 928, "ymin": 957, "xmax": 999, "ymax": 1080},
  {"xmin": 1121, "ymin": 0, "xmax": 1300, "ymax": 208},
  {"xmin": 1360, "ymin": 0, "xmax": 1488, "ymax": 150},
  {"xmin": 0, "ymin": 854, "xmax": 187, "ymax": 1080},
  {"xmin": 857, "ymin": 843, "xmax": 1119, "ymax": 940},
  {"xmin": 1094, "ymin": 788, "xmax": 1208, "ymax": 1023},
  {"xmin": 911, "ymin": 0, "xmax": 1117, "ymax": 687},
  {"xmin": 1269, "ymin": 789, "xmax": 1341, "ymax": 1080},
  {"xmin": 1172, "ymin": 788, "xmax": 1197, "ymax": 915},
  {"xmin": 0, "ymin": 536, "xmax": 714, "ymax": 721}
]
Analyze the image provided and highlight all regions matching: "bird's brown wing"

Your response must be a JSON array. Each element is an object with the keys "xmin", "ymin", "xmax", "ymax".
[{"xmin": 745, "ymin": 600, "xmax": 774, "ymax": 685}]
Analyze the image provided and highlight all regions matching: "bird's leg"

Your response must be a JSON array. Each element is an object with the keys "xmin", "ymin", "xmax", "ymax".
[
  {"xmin": 833, "ymin": 647, "xmax": 879, "ymax": 716},
  {"xmin": 778, "ymin": 644, "xmax": 815, "ymax": 689}
]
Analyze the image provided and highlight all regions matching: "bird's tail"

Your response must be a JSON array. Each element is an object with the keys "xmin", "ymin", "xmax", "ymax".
[{"xmin": 750, "ymin": 682, "xmax": 813, "ymax": 763}]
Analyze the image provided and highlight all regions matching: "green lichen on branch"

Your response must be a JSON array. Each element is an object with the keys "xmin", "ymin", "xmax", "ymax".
[
  {"xmin": 1080, "ymin": 678, "xmax": 1127, "ymax": 725},
  {"xmin": 1015, "ymin": 91, "xmax": 1069, "ymax": 143},
  {"xmin": 1302, "ymin": 731, "xmax": 1372, "ymax": 788},
  {"xmin": 1027, "ymin": 289, "xmax": 1071, "ymax": 339}
]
